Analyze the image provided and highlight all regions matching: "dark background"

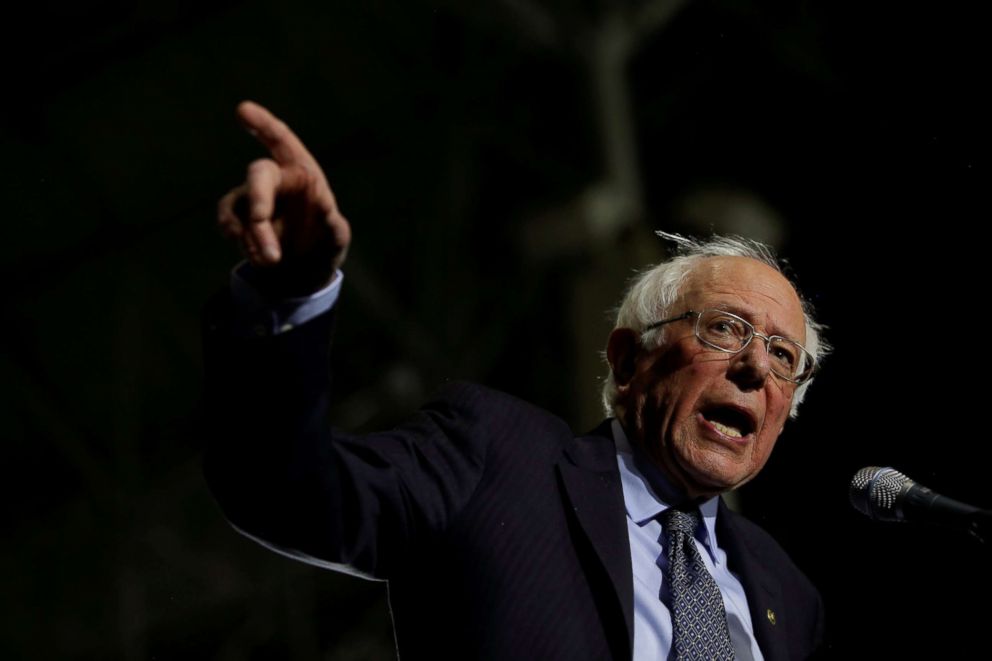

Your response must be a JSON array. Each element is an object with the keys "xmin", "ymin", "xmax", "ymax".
[{"xmin": 2, "ymin": 0, "xmax": 988, "ymax": 658}]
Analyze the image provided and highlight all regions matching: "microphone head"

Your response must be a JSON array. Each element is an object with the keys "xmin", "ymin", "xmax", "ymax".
[{"xmin": 849, "ymin": 466, "xmax": 914, "ymax": 521}]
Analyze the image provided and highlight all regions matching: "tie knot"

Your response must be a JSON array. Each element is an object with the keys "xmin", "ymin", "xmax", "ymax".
[{"xmin": 664, "ymin": 507, "xmax": 701, "ymax": 537}]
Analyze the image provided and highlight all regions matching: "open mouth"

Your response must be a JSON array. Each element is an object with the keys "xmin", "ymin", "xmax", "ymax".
[{"xmin": 699, "ymin": 404, "xmax": 756, "ymax": 439}]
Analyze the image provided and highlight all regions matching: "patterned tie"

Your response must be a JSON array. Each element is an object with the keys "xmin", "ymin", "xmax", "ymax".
[{"xmin": 664, "ymin": 507, "xmax": 736, "ymax": 661}]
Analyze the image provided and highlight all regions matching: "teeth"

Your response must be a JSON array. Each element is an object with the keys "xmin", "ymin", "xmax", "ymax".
[{"xmin": 710, "ymin": 420, "xmax": 743, "ymax": 438}]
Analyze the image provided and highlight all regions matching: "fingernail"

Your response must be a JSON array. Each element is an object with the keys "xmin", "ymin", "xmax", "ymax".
[{"xmin": 264, "ymin": 246, "xmax": 280, "ymax": 261}]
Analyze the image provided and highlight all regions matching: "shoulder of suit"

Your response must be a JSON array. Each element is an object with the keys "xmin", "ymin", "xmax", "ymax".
[{"xmin": 423, "ymin": 380, "xmax": 575, "ymax": 446}]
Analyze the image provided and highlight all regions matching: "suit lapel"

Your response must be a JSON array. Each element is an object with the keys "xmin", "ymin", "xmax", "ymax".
[
  {"xmin": 717, "ymin": 499, "xmax": 788, "ymax": 661},
  {"xmin": 556, "ymin": 420, "xmax": 634, "ymax": 660}
]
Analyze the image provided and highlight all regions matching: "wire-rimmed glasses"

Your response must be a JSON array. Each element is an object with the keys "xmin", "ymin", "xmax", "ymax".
[{"xmin": 644, "ymin": 309, "xmax": 816, "ymax": 384}]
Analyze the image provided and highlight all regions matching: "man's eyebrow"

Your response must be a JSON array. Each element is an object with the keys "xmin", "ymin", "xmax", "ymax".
[{"xmin": 711, "ymin": 303, "xmax": 755, "ymax": 320}]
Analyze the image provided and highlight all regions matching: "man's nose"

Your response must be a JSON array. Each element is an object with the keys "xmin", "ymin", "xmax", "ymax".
[{"xmin": 728, "ymin": 338, "xmax": 772, "ymax": 390}]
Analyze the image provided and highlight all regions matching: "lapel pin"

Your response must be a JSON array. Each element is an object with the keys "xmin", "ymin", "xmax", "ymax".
[{"xmin": 766, "ymin": 609, "xmax": 777, "ymax": 626}]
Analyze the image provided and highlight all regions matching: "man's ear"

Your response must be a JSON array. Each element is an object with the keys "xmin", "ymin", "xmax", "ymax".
[{"xmin": 607, "ymin": 328, "xmax": 641, "ymax": 388}]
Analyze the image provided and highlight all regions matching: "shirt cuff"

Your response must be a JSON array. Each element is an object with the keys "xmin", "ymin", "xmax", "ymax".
[{"xmin": 229, "ymin": 261, "xmax": 343, "ymax": 337}]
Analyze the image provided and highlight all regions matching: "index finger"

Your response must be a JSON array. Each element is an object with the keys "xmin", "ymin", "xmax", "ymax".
[{"xmin": 236, "ymin": 100, "xmax": 321, "ymax": 170}]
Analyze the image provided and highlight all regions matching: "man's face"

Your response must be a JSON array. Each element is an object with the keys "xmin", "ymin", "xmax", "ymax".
[{"xmin": 611, "ymin": 256, "xmax": 806, "ymax": 500}]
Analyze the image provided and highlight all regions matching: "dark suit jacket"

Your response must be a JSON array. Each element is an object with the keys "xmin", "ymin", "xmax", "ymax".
[{"xmin": 202, "ymin": 296, "xmax": 824, "ymax": 660}]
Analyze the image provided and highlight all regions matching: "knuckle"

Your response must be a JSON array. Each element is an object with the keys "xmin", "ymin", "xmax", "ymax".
[
  {"xmin": 248, "ymin": 200, "xmax": 268, "ymax": 221},
  {"xmin": 246, "ymin": 158, "xmax": 276, "ymax": 178},
  {"xmin": 301, "ymin": 166, "xmax": 317, "ymax": 187},
  {"xmin": 287, "ymin": 162, "xmax": 315, "ymax": 186}
]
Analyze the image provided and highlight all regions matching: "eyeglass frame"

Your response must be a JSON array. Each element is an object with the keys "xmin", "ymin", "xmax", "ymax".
[{"xmin": 642, "ymin": 308, "xmax": 817, "ymax": 385}]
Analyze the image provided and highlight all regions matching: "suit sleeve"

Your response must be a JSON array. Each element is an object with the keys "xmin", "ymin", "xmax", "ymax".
[{"xmin": 200, "ymin": 291, "xmax": 490, "ymax": 580}]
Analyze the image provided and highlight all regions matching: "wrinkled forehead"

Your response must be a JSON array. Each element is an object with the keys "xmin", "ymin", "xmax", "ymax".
[{"xmin": 677, "ymin": 256, "xmax": 806, "ymax": 343}]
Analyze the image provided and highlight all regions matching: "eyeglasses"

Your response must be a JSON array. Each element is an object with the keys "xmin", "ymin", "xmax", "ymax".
[{"xmin": 644, "ymin": 309, "xmax": 817, "ymax": 384}]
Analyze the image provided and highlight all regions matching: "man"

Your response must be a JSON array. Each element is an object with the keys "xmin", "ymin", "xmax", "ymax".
[{"xmin": 204, "ymin": 101, "xmax": 828, "ymax": 660}]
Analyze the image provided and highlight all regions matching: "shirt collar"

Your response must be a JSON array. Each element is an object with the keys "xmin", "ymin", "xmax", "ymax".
[{"xmin": 612, "ymin": 419, "xmax": 721, "ymax": 558}]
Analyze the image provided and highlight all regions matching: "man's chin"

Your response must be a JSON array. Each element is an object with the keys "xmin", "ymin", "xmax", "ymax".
[{"xmin": 670, "ymin": 450, "xmax": 750, "ymax": 499}]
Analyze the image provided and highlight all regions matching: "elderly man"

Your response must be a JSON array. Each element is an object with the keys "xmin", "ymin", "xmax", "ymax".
[{"xmin": 203, "ymin": 102, "xmax": 828, "ymax": 660}]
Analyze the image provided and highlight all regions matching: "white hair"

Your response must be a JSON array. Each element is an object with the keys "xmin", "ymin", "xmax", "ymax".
[{"xmin": 601, "ymin": 231, "xmax": 830, "ymax": 419}]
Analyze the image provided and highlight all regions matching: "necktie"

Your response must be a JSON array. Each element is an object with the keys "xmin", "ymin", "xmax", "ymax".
[{"xmin": 664, "ymin": 507, "xmax": 736, "ymax": 660}]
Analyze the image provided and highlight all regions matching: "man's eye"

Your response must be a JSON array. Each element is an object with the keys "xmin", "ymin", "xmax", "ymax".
[
  {"xmin": 709, "ymin": 319, "xmax": 744, "ymax": 336},
  {"xmin": 771, "ymin": 346, "xmax": 797, "ymax": 368}
]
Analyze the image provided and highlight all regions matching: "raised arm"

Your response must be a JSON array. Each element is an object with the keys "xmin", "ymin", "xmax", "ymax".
[{"xmin": 203, "ymin": 104, "xmax": 489, "ymax": 580}]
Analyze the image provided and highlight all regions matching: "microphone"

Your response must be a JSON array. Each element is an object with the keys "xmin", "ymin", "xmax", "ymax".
[{"xmin": 849, "ymin": 466, "xmax": 991, "ymax": 541}]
